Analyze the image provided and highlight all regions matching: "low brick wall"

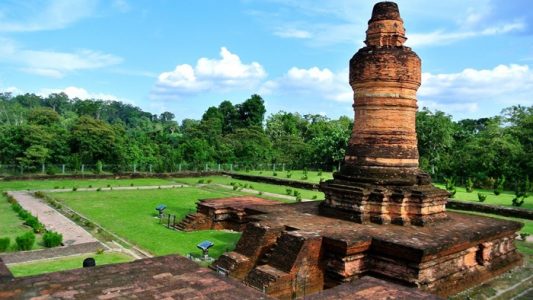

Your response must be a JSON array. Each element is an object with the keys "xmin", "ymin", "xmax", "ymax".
[
  {"xmin": 447, "ymin": 200, "xmax": 533, "ymax": 220},
  {"xmin": 0, "ymin": 171, "xmax": 223, "ymax": 181},
  {"xmin": 226, "ymin": 172, "xmax": 319, "ymax": 190},
  {"xmin": 0, "ymin": 241, "xmax": 103, "ymax": 264}
]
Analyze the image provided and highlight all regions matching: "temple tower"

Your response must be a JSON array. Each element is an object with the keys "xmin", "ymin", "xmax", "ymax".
[{"xmin": 320, "ymin": 2, "xmax": 449, "ymax": 226}]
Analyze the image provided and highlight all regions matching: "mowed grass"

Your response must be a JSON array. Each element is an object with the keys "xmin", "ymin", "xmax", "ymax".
[
  {"xmin": 175, "ymin": 176, "xmax": 325, "ymax": 200},
  {"xmin": 436, "ymin": 184, "xmax": 531, "ymax": 210},
  {"xmin": 53, "ymin": 188, "xmax": 242, "ymax": 258},
  {"xmin": 0, "ymin": 178, "xmax": 177, "ymax": 192},
  {"xmin": 237, "ymin": 170, "xmax": 334, "ymax": 184},
  {"xmin": 0, "ymin": 194, "xmax": 44, "ymax": 251},
  {"xmin": 8, "ymin": 252, "xmax": 133, "ymax": 277}
]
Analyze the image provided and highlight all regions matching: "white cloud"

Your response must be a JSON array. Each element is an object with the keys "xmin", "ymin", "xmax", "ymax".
[
  {"xmin": 260, "ymin": 66, "xmax": 351, "ymax": 102},
  {"xmin": 0, "ymin": 38, "xmax": 123, "ymax": 78},
  {"xmin": 419, "ymin": 64, "xmax": 533, "ymax": 114},
  {"xmin": 153, "ymin": 47, "xmax": 266, "ymax": 98},
  {"xmin": 36, "ymin": 86, "xmax": 135, "ymax": 104},
  {"xmin": 407, "ymin": 20, "xmax": 526, "ymax": 47},
  {"xmin": 0, "ymin": 0, "xmax": 98, "ymax": 32},
  {"xmin": 274, "ymin": 28, "xmax": 312, "ymax": 39}
]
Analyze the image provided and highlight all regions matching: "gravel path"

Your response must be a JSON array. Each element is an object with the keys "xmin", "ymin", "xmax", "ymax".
[{"xmin": 6, "ymin": 191, "xmax": 98, "ymax": 246}]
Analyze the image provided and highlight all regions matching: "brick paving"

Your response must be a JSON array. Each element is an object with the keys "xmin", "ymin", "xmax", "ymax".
[{"xmin": 6, "ymin": 191, "xmax": 98, "ymax": 246}]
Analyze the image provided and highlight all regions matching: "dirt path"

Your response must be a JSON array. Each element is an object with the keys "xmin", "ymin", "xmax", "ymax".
[{"xmin": 6, "ymin": 191, "xmax": 98, "ymax": 246}]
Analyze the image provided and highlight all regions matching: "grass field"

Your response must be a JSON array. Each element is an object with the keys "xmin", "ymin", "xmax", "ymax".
[
  {"xmin": 435, "ymin": 184, "xmax": 531, "ymax": 210},
  {"xmin": 175, "ymin": 176, "xmax": 325, "ymax": 200},
  {"xmin": 7, "ymin": 252, "xmax": 133, "ymax": 277},
  {"xmin": 0, "ymin": 178, "xmax": 178, "ymax": 192},
  {"xmin": 237, "ymin": 170, "xmax": 334, "ymax": 184},
  {"xmin": 52, "ymin": 188, "xmax": 243, "ymax": 258},
  {"xmin": 0, "ymin": 194, "xmax": 44, "ymax": 252}
]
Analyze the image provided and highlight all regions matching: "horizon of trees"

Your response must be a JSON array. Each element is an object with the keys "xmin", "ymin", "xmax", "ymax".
[{"xmin": 0, "ymin": 91, "xmax": 531, "ymax": 189}]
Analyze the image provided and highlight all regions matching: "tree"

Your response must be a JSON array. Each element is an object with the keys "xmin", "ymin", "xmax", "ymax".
[
  {"xmin": 69, "ymin": 116, "xmax": 119, "ymax": 164},
  {"xmin": 235, "ymin": 94, "xmax": 266, "ymax": 129}
]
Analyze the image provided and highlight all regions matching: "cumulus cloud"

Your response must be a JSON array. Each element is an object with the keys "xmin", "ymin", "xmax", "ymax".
[
  {"xmin": 0, "ymin": 38, "xmax": 123, "ymax": 78},
  {"xmin": 419, "ymin": 64, "xmax": 533, "ymax": 114},
  {"xmin": 260, "ymin": 67, "xmax": 351, "ymax": 102},
  {"xmin": 153, "ymin": 47, "xmax": 266, "ymax": 98},
  {"xmin": 0, "ymin": 0, "xmax": 98, "ymax": 32},
  {"xmin": 38, "ymin": 86, "xmax": 122, "ymax": 101}
]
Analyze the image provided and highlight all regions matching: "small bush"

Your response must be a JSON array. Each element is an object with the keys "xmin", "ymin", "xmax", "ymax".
[
  {"xmin": 233, "ymin": 185, "xmax": 239, "ymax": 191},
  {"xmin": 16, "ymin": 232, "xmax": 35, "ymax": 251},
  {"xmin": 494, "ymin": 176, "xmax": 505, "ymax": 195},
  {"xmin": 258, "ymin": 191, "xmax": 263, "ymax": 195},
  {"xmin": 312, "ymin": 195, "xmax": 318, "ymax": 200},
  {"xmin": 72, "ymin": 187, "xmax": 78, "ymax": 191},
  {"xmin": 478, "ymin": 193, "xmax": 487, "ymax": 202},
  {"xmin": 286, "ymin": 172, "xmax": 292, "ymax": 178},
  {"xmin": 96, "ymin": 188, "xmax": 101, "ymax": 192},
  {"xmin": 293, "ymin": 190, "xmax": 299, "ymax": 197},
  {"xmin": 301, "ymin": 175, "xmax": 308, "ymax": 180},
  {"xmin": 43, "ymin": 231, "xmax": 63, "ymax": 248},
  {"xmin": 466, "ymin": 178, "xmax": 474, "ymax": 193},
  {"xmin": 11, "ymin": 203, "xmax": 22, "ymax": 213},
  {"xmin": 107, "ymin": 184, "xmax": 111, "ymax": 188},
  {"xmin": 197, "ymin": 179, "xmax": 205, "ymax": 184},
  {"xmin": 286, "ymin": 188, "xmax": 293, "ymax": 195},
  {"xmin": 88, "ymin": 185, "xmax": 93, "ymax": 188},
  {"xmin": 512, "ymin": 196, "xmax": 526, "ymax": 207},
  {"xmin": 24, "ymin": 216, "xmax": 44, "ymax": 233},
  {"xmin": 84, "ymin": 220, "xmax": 95, "ymax": 229},
  {"xmin": 249, "ymin": 185, "xmax": 254, "ymax": 190},
  {"xmin": 34, "ymin": 191, "xmax": 45, "ymax": 198},
  {"xmin": 207, "ymin": 179, "xmax": 212, "ymax": 184},
  {"xmin": 444, "ymin": 177, "xmax": 456, "ymax": 191},
  {"xmin": 449, "ymin": 189, "xmax": 457, "ymax": 198},
  {"xmin": 96, "ymin": 248, "xmax": 105, "ymax": 255},
  {"xmin": 130, "ymin": 183, "xmax": 134, "ymax": 187},
  {"xmin": 0, "ymin": 237, "xmax": 10, "ymax": 252},
  {"xmin": 273, "ymin": 172, "xmax": 278, "ymax": 176},
  {"xmin": 54, "ymin": 186, "xmax": 60, "ymax": 189},
  {"xmin": 317, "ymin": 170, "xmax": 323, "ymax": 176}
]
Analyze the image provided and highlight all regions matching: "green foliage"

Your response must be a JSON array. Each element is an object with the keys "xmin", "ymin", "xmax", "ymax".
[
  {"xmin": 494, "ymin": 176, "xmax": 505, "ymax": 195},
  {"xmin": 465, "ymin": 178, "xmax": 474, "ymax": 193},
  {"xmin": 444, "ymin": 177, "xmax": 456, "ymax": 191},
  {"xmin": 286, "ymin": 188, "xmax": 292, "ymax": 195},
  {"xmin": 43, "ymin": 231, "xmax": 63, "ymax": 248},
  {"xmin": 15, "ymin": 232, "xmax": 35, "ymax": 251},
  {"xmin": 478, "ymin": 193, "xmax": 487, "ymax": 202},
  {"xmin": 72, "ymin": 187, "xmax": 78, "ymax": 191},
  {"xmin": 24, "ymin": 215, "xmax": 44, "ymax": 233},
  {"xmin": 449, "ymin": 189, "xmax": 457, "ymax": 198},
  {"xmin": 0, "ymin": 237, "xmax": 10, "ymax": 252}
]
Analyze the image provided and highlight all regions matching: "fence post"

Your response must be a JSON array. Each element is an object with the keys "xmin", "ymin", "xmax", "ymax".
[
  {"xmin": 273, "ymin": 163, "xmax": 276, "ymax": 172},
  {"xmin": 218, "ymin": 163, "xmax": 221, "ymax": 171},
  {"xmin": 42, "ymin": 163, "xmax": 45, "ymax": 174},
  {"xmin": 20, "ymin": 165, "xmax": 23, "ymax": 175},
  {"xmin": 205, "ymin": 163, "xmax": 208, "ymax": 172},
  {"xmin": 149, "ymin": 164, "xmax": 153, "ymax": 173},
  {"xmin": 179, "ymin": 163, "xmax": 182, "ymax": 172},
  {"xmin": 133, "ymin": 163, "xmax": 137, "ymax": 174},
  {"xmin": 230, "ymin": 163, "xmax": 233, "ymax": 172},
  {"xmin": 282, "ymin": 163, "xmax": 285, "ymax": 172},
  {"xmin": 167, "ymin": 214, "xmax": 171, "ymax": 228},
  {"xmin": 62, "ymin": 164, "xmax": 65, "ymax": 174},
  {"xmin": 81, "ymin": 164, "xmax": 85, "ymax": 175}
]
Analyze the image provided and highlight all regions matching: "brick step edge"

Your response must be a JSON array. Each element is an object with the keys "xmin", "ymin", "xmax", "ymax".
[{"xmin": 0, "ymin": 241, "xmax": 103, "ymax": 264}]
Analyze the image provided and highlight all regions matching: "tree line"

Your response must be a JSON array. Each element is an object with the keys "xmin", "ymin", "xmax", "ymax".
[{"xmin": 0, "ymin": 92, "xmax": 531, "ymax": 189}]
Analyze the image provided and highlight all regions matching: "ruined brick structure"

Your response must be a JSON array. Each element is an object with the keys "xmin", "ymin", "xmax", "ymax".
[
  {"xmin": 319, "ymin": 1, "xmax": 448, "ymax": 226},
  {"xmin": 212, "ymin": 2, "xmax": 524, "ymax": 299}
]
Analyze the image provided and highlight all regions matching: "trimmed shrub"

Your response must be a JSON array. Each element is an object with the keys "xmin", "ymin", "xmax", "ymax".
[
  {"xmin": 72, "ymin": 187, "xmax": 78, "ymax": 191},
  {"xmin": 286, "ymin": 188, "xmax": 293, "ymax": 195},
  {"xmin": 0, "ymin": 237, "xmax": 10, "ymax": 252},
  {"xmin": 449, "ymin": 189, "xmax": 457, "ymax": 199},
  {"xmin": 16, "ymin": 232, "xmax": 35, "ymax": 251},
  {"xmin": 478, "ymin": 193, "xmax": 487, "ymax": 202},
  {"xmin": 273, "ymin": 172, "xmax": 278, "ymax": 176},
  {"xmin": 312, "ymin": 195, "xmax": 318, "ymax": 200},
  {"xmin": 24, "ymin": 216, "xmax": 44, "ymax": 233},
  {"xmin": 466, "ymin": 178, "xmax": 474, "ymax": 193},
  {"xmin": 43, "ymin": 231, "xmax": 63, "ymax": 248},
  {"xmin": 444, "ymin": 177, "xmax": 456, "ymax": 191},
  {"xmin": 96, "ymin": 188, "xmax": 101, "ymax": 192},
  {"xmin": 494, "ymin": 176, "xmax": 505, "ymax": 195}
]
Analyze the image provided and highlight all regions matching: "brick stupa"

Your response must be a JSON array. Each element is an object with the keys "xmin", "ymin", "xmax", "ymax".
[
  {"xmin": 212, "ymin": 2, "xmax": 524, "ymax": 299},
  {"xmin": 319, "ymin": 1, "xmax": 448, "ymax": 226}
]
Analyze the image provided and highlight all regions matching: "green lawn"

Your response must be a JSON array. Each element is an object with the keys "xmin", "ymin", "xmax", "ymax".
[
  {"xmin": 0, "ymin": 178, "xmax": 178, "ymax": 192},
  {"xmin": 175, "ymin": 176, "xmax": 325, "ymax": 200},
  {"xmin": 437, "ymin": 184, "xmax": 531, "ymax": 210},
  {"xmin": 7, "ymin": 252, "xmax": 133, "ymax": 277},
  {"xmin": 52, "ymin": 188, "xmax": 242, "ymax": 258},
  {"xmin": 237, "ymin": 170, "xmax": 334, "ymax": 184},
  {"xmin": 0, "ymin": 194, "xmax": 44, "ymax": 252}
]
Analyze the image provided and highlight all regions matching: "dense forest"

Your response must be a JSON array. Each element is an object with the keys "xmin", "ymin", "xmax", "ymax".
[{"xmin": 0, "ymin": 92, "xmax": 531, "ymax": 189}]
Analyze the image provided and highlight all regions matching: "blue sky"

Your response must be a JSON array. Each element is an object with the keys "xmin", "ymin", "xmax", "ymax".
[{"xmin": 0, "ymin": 0, "xmax": 531, "ymax": 121}]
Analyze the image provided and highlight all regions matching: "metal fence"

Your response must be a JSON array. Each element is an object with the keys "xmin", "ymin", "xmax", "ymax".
[{"xmin": 0, "ymin": 162, "xmax": 335, "ymax": 176}]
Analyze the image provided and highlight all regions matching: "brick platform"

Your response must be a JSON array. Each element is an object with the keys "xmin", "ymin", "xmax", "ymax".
[
  {"xmin": 0, "ymin": 255, "xmax": 272, "ymax": 299},
  {"xmin": 175, "ymin": 196, "xmax": 281, "ymax": 231},
  {"xmin": 213, "ymin": 201, "xmax": 523, "ymax": 299}
]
